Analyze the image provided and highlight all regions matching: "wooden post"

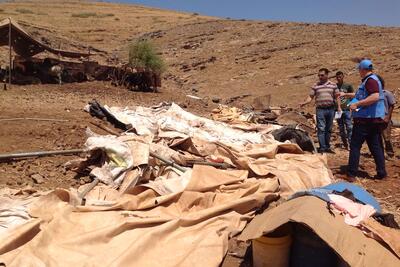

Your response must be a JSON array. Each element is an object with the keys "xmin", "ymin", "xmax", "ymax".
[{"xmin": 8, "ymin": 17, "xmax": 12, "ymax": 88}]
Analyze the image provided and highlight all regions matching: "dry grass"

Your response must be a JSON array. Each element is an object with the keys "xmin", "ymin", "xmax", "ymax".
[
  {"xmin": 15, "ymin": 8, "xmax": 34, "ymax": 14},
  {"xmin": 71, "ymin": 12, "xmax": 114, "ymax": 18}
]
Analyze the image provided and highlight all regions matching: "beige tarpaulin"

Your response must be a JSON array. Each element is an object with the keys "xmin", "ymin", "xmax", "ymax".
[
  {"xmin": 0, "ymin": 103, "xmax": 337, "ymax": 266},
  {"xmin": 81, "ymin": 103, "xmax": 333, "ymax": 197},
  {"xmin": 239, "ymin": 196, "xmax": 400, "ymax": 267},
  {"xmin": 0, "ymin": 166, "xmax": 279, "ymax": 267}
]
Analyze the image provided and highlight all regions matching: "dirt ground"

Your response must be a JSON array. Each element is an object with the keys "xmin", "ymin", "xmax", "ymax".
[{"xmin": 0, "ymin": 82, "xmax": 210, "ymax": 189}]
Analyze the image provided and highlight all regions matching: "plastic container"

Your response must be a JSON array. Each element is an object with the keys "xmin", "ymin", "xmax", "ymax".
[{"xmin": 252, "ymin": 234, "xmax": 292, "ymax": 267}]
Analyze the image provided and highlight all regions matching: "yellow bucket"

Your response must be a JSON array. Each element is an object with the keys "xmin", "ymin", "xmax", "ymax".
[{"xmin": 252, "ymin": 234, "xmax": 292, "ymax": 267}]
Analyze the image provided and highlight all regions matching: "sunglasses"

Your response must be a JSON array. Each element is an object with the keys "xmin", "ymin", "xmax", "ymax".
[{"xmin": 318, "ymin": 74, "xmax": 326, "ymax": 77}]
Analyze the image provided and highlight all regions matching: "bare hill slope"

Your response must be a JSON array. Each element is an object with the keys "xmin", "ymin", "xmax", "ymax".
[{"xmin": 1, "ymin": 0, "xmax": 400, "ymax": 107}]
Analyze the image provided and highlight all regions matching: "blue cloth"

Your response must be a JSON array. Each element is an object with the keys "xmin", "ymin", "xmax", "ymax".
[
  {"xmin": 290, "ymin": 188, "xmax": 332, "ymax": 203},
  {"xmin": 353, "ymin": 74, "xmax": 385, "ymax": 119},
  {"xmin": 289, "ymin": 182, "xmax": 382, "ymax": 213},
  {"xmin": 316, "ymin": 107, "xmax": 335, "ymax": 151}
]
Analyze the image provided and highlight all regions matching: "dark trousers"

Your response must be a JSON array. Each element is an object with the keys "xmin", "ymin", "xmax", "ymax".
[
  {"xmin": 348, "ymin": 122, "xmax": 387, "ymax": 177},
  {"xmin": 337, "ymin": 110, "xmax": 353, "ymax": 147},
  {"xmin": 316, "ymin": 107, "xmax": 335, "ymax": 151}
]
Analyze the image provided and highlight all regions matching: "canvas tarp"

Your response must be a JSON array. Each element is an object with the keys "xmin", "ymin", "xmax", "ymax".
[
  {"xmin": 0, "ymin": 166, "xmax": 280, "ymax": 267},
  {"xmin": 0, "ymin": 188, "xmax": 40, "ymax": 236},
  {"xmin": 0, "ymin": 103, "xmax": 337, "ymax": 266},
  {"xmin": 238, "ymin": 196, "xmax": 400, "ymax": 267},
  {"xmin": 0, "ymin": 18, "xmax": 90, "ymax": 58},
  {"xmin": 82, "ymin": 103, "xmax": 333, "ymax": 196}
]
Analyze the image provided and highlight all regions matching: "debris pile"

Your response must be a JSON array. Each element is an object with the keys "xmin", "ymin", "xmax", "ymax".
[
  {"xmin": 0, "ymin": 103, "xmax": 398, "ymax": 267},
  {"xmin": 211, "ymin": 104, "xmax": 316, "ymax": 152}
]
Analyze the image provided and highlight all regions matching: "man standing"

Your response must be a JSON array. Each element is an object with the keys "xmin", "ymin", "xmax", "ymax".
[
  {"xmin": 300, "ymin": 68, "xmax": 339, "ymax": 153},
  {"xmin": 336, "ymin": 71, "xmax": 354, "ymax": 150},
  {"xmin": 348, "ymin": 59, "xmax": 387, "ymax": 180},
  {"xmin": 376, "ymin": 75, "xmax": 396, "ymax": 158}
]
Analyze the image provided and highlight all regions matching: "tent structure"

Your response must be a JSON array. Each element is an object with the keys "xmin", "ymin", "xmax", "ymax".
[
  {"xmin": 0, "ymin": 18, "xmax": 91, "ymax": 86},
  {"xmin": 0, "ymin": 18, "xmax": 90, "ymax": 58}
]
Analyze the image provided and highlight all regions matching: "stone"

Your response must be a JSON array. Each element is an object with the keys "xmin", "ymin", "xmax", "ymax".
[
  {"xmin": 212, "ymin": 97, "xmax": 221, "ymax": 103},
  {"xmin": 31, "ymin": 174, "xmax": 44, "ymax": 184},
  {"xmin": 83, "ymin": 176, "xmax": 92, "ymax": 183}
]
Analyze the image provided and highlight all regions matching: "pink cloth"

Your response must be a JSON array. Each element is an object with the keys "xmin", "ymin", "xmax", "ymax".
[{"xmin": 327, "ymin": 194, "xmax": 376, "ymax": 226}]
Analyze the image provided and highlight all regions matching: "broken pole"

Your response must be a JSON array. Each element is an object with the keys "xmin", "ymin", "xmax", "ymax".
[
  {"xmin": 0, "ymin": 117, "xmax": 69, "ymax": 122},
  {"xmin": 0, "ymin": 149, "xmax": 85, "ymax": 161},
  {"xmin": 8, "ymin": 17, "xmax": 12, "ymax": 89}
]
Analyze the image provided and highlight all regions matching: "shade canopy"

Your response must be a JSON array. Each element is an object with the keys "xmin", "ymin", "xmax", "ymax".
[{"xmin": 0, "ymin": 18, "xmax": 90, "ymax": 58}]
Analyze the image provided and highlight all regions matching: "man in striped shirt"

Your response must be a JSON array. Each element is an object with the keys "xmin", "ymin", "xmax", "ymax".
[{"xmin": 300, "ymin": 68, "xmax": 340, "ymax": 153}]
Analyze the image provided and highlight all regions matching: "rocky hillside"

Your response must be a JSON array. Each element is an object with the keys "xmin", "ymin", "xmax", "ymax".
[{"xmin": 1, "ymin": 0, "xmax": 400, "ymax": 108}]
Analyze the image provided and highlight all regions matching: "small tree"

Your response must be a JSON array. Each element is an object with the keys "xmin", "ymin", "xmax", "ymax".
[{"xmin": 128, "ymin": 40, "xmax": 166, "ymax": 74}]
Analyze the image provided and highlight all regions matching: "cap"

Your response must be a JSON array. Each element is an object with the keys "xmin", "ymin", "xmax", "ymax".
[{"xmin": 358, "ymin": 59, "xmax": 373, "ymax": 70}]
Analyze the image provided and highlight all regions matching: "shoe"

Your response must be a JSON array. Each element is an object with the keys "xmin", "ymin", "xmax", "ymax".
[
  {"xmin": 373, "ymin": 174, "xmax": 387, "ymax": 180},
  {"xmin": 317, "ymin": 148, "xmax": 326, "ymax": 153},
  {"xmin": 325, "ymin": 148, "xmax": 335, "ymax": 154}
]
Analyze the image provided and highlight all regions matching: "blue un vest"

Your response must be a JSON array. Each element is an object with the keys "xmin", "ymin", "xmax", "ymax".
[{"xmin": 352, "ymin": 74, "xmax": 385, "ymax": 119}]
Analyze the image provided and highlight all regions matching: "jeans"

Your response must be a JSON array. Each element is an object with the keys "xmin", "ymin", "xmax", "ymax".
[
  {"xmin": 337, "ymin": 110, "xmax": 353, "ymax": 147},
  {"xmin": 348, "ymin": 122, "xmax": 386, "ymax": 177},
  {"xmin": 316, "ymin": 107, "xmax": 335, "ymax": 151}
]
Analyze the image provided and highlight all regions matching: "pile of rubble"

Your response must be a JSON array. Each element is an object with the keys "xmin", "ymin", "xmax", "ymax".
[{"xmin": 0, "ymin": 103, "xmax": 398, "ymax": 266}]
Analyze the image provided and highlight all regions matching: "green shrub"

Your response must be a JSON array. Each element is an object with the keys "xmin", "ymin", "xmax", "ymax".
[
  {"xmin": 71, "ymin": 12, "xmax": 115, "ymax": 18},
  {"xmin": 128, "ymin": 40, "xmax": 166, "ymax": 74},
  {"xmin": 15, "ymin": 8, "xmax": 34, "ymax": 14},
  {"xmin": 97, "ymin": 13, "xmax": 115, "ymax": 18},
  {"xmin": 71, "ymin": 12, "xmax": 97, "ymax": 18}
]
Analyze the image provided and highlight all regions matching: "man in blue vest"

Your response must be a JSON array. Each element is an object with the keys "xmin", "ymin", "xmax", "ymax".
[{"xmin": 347, "ymin": 59, "xmax": 387, "ymax": 180}]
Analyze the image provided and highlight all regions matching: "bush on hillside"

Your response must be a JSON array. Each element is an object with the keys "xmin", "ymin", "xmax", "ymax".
[
  {"xmin": 128, "ymin": 40, "xmax": 166, "ymax": 74},
  {"xmin": 71, "ymin": 12, "xmax": 115, "ymax": 18},
  {"xmin": 97, "ymin": 13, "xmax": 115, "ymax": 18},
  {"xmin": 71, "ymin": 12, "xmax": 97, "ymax": 18},
  {"xmin": 15, "ymin": 8, "xmax": 34, "ymax": 14}
]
